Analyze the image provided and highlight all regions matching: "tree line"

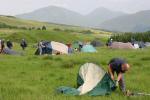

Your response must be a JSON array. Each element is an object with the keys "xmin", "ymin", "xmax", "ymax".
[{"xmin": 111, "ymin": 31, "xmax": 150, "ymax": 42}]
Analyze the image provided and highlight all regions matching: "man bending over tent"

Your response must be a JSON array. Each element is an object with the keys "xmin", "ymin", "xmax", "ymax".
[{"xmin": 108, "ymin": 58, "xmax": 130, "ymax": 93}]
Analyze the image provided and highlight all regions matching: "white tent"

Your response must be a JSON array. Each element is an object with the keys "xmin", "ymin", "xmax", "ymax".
[
  {"xmin": 57, "ymin": 63, "xmax": 115, "ymax": 96},
  {"xmin": 77, "ymin": 63, "xmax": 105, "ymax": 95},
  {"xmin": 51, "ymin": 41, "xmax": 68, "ymax": 54}
]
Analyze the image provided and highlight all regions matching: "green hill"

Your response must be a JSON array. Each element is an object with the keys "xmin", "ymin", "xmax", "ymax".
[{"xmin": 0, "ymin": 15, "xmax": 111, "ymax": 43}]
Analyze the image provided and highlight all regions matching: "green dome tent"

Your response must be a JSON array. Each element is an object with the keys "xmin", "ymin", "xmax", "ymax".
[
  {"xmin": 57, "ymin": 63, "xmax": 116, "ymax": 96},
  {"xmin": 72, "ymin": 42, "xmax": 80, "ymax": 50},
  {"xmin": 81, "ymin": 45, "xmax": 97, "ymax": 53}
]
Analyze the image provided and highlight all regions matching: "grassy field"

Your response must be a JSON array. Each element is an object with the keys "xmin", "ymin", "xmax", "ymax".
[
  {"xmin": 0, "ymin": 43, "xmax": 150, "ymax": 100},
  {"xmin": 0, "ymin": 16, "xmax": 150, "ymax": 100}
]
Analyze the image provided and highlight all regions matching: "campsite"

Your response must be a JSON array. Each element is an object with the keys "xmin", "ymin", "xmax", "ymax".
[
  {"xmin": 0, "ymin": 16, "xmax": 150, "ymax": 100},
  {"xmin": 0, "ymin": 1, "xmax": 150, "ymax": 99}
]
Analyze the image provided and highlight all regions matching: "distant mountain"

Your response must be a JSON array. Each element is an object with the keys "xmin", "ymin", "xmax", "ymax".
[
  {"xmin": 85, "ymin": 7, "xmax": 126, "ymax": 27},
  {"xmin": 16, "ymin": 6, "xmax": 85, "ymax": 26},
  {"xmin": 16, "ymin": 6, "xmax": 125, "ymax": 28},
  {"xmin": 17, "ymin": 6, "xmax": 150, "ymax": 32},
  {"xmin": 99, "ymin": 10, "xmax": 150, "ymax": 32}
]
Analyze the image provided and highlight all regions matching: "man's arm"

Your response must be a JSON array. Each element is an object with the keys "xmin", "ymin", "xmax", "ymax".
[
  {"xmin": 108, "ymin": 65, "xmax": 114, "ymax": 80},
  {"xmin": 117, "ymin": 72, "xmax": 123, "ymax": 82}
]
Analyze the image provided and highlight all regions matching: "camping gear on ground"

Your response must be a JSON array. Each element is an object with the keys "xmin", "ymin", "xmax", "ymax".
[
  {"xmin": 35, "ymin": 41, "xmax": 52, "ymax": 55},
  {"xmin": 126, "ymin": 90, "xmax": 150, "ymax": 96},
  {"xmin": 91, "ymin": 40, "xmax": 103, "ymax": 47},
  {"xmin": 3, "ymin": 48, "xmax": 22, "ymax": 55},
  {"xmin": 57, "ymin": 63, "xmax": 116, "ymax": 96},
  {"xmin": 72, "ymin": 41, "xmax": 80, "ymax": 52},
  {"xmin": 110, "ymin": 42, "xmax": 135, "ymax": 49},
  {"xmin": 73, "ymin": 42, "xmax": 79, "ymax": 49},
  {"xmin": 134, "ymin": 44, "xmax": 139, "ymax": 49},
  {"xmin": 35, "ymin": 41, "xmax": 68, "ymax": 55},
  {"xmin": 133, "ymin": 41, "xmax": 145, "ymax": 48},
  {"xmin": 81, "ymin": 45, "xmax": 97, "ymax": 53},
  {"xmin": 138, "ymin": 41, "xmax": 145, "ymax": 48},
  {"xmin": 51, "ymin": 41, "xmax": 68, "ymax": 54},
  {"xmin": 145, "ymin": 42, "xmax": 150, "ymax": 47}
]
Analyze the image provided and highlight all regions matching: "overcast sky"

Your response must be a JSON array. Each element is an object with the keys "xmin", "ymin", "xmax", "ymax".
[{"xmin": 0, "ymin": 0, "xmax": 150, "ymax": 15}]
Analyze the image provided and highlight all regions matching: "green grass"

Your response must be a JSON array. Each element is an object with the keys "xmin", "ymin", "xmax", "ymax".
[
  {"xmin": 0, "ymin": 15, "xmax": 112, "ymax": 34},
  {"xmin": 0, "ymin": 16, "xmax": 149, "ymax": 100},
  {"xmin": 0, "ymin": 44, "xmax": 150, "ymax": 100},
  {"xmin": 0, "ymin": 30, "xmax": 108, "ymax": 44}
]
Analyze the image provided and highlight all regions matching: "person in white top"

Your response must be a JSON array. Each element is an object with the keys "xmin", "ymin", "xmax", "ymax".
[{"xmin": 38, "ymin": 40, "xmax": 45, "ymax": 55}]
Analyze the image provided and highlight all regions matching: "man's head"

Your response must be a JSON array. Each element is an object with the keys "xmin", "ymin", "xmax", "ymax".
[{"xmin": 122, "ymin": 63, "xmax": 130, "ymax": 72}]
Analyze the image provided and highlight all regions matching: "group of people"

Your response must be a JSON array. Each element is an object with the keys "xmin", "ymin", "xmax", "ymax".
[{"xmin": 0, "ymin": 39, "xmax": 28, "ymax": 54}]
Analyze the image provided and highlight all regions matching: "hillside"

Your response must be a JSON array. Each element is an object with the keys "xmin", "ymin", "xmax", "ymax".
[
  {"xmin": 86, "ymin": 7, "xmax": 125, "ymax": 27},
  {"xmin": 16, "ymin": 6, "xmax": 125, "ymax": 28},
  {"xmin": 0, "ymin": 15, "xmax": 111, "ymax": 43},
  {"xmin": 99, "ymin": 10, "xmax": 150, "ymax": 32},
  {"xmin": 16, "ymin": 6, "xmax": 150, "ymax": 32},
  {"xmin": 0, "ymin": 15, "xmax": 48, "ymax": 28},
  {"xmin": 16, "ymin": 6, "xmax": 86, "ymax": 26},
  {"xmin": 0, "ymin": 15, "xmax": 78, "ymax": 30}
]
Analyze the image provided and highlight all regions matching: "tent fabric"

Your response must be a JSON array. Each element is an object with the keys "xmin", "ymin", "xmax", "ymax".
[
  {"xmin": 51, "ymin": 41, "xmax": 68, "ymax": 54},
  {"xmin": 57, "ymin": 86, "xmax": 80, "ymax": 96},
  {"xmin": 110, "ymin": 42, "xmax": 135, "ymax": 49},
  {"xmin": 138, "ymin": 41, "xmax": 145, "ymax": 48},
  {"xmin": 35, "ymin": 41, "xmax": 68, "ymax": 55},
  {"xmin": 81, "ymin": 45, "xmax": 97, "ymax": 53},
  {"xmin": 91, "ymin": 40, "xmax": 103, "ymax": 47},
  {"xmin": 77, "ymin": 63, "xmax": 105, "ymax": 95},
  {"xmin": 72, "ymin": 42, "xmax": 79, "ymax": 50},
  {"xmin": 133, "ymin": 41, "xmax": 145, "ymax": 48},
  {"xmin": 145, "ymin": 42, "xmax": 150, "ymax": 47},
  {"xmin": 57, "ymin": 63, "xmax": 115, "ymax": 96},
  {"xmin": 3, "ymin": 48, "xmax": 22, "ymax": 55},
  {"xmin": 35, "ymin": 41, "xmax": 52, "ymax": 55},
  {"xmin": 134, "ymin": 44, "xmax": 139, "ymax": 49}
]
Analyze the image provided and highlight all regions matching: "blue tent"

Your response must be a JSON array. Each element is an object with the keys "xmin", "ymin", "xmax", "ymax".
[{"xmin": 81, "ymin": 45, "xmax": 97, "ymax": 53}]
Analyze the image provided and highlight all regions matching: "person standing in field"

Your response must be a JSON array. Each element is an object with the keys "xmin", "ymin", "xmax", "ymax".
[
  {"xmin": 20, "ymin": 39, "xmax": 27, "ymax": 50},
  {"xmin": 38, "ymin": 40, "xmax": 45, "ymax": 55},
  {"xmin": 66, "ymin": 43, "xmax": 73, "ymax": 54},
  {"xmin": 6, "ymin": 40, "xmax": 13, "ymax": 49},
  {"xmin": 108, "ymin": 58, "xmax": 130, "ymax": 93},
  {"xmin": 0, "ymin": 39, "xmax": 5, "ymax": 53},
  {"xmin": 0, "ymin": 39, "xmax": 2, "ymax": 53}
]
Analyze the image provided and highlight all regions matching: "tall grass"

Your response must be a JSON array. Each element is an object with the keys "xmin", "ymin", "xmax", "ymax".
[{"xmin": 0, "ymin": 45, "xmax": 150, "ymax": 100}]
